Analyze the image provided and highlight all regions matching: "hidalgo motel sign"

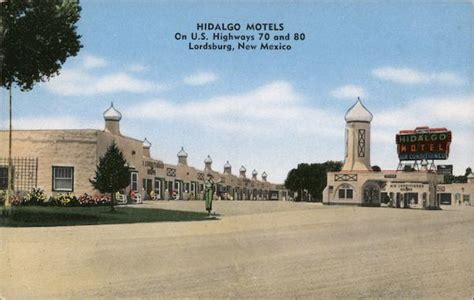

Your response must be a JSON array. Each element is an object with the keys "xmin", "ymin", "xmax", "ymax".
[{"xmin": 396, "ymin": 127, "xmax": 452, "ymax": 161}]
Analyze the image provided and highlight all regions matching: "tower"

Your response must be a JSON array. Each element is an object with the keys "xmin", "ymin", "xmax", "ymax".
[
  {"xmin": 342, "ymin": 98, "xmax": 373, "ymax": 171},
  {"xmin": 103, "ymin": 102, "xmax": 122, "ymax": 135}
]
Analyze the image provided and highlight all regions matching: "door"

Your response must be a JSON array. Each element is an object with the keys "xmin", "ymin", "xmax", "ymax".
[
  {"xmin": 363, "ymin": 185, "xmax": 380, "ymax": 205},
  {"xmin": 154, "ymin": 177, "xmax": 163, "ymax": 200},
  {"xmin": 174, "ymin": 180, "xmax": 182, "ymax": 200}
]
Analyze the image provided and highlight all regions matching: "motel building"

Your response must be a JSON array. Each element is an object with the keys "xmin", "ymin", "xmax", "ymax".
[
  {"xmin": 323, "ymin": 99, "xmax": 473, "ymax": 209},
  {"xmin": 0, "ymin": 103, "xmax": 288, "ymax": 201}
]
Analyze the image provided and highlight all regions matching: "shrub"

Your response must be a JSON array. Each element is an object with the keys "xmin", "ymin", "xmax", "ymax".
[
  {"xmin": 23, "ymin": 188, "xmax": 47, "ymax": 206},
  {"xmin": 0, "ymin": 190, "xmax": 21, "ymax": 206},
  {"xmin": 77, "ymin": 193, "xmax": 111, "ymax": 206},
  {"xmin": 53, "ymin": 193, "xmax": 78, "ymax": 206},
  {"xmin": 78, "ymin": 193, "xmax": 94, "ymax": 206}
]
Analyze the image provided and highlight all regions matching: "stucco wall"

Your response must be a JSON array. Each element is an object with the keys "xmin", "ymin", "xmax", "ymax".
[{"xmin": 0, "ymin": 130, "xmax": 98, "ymax": 195}]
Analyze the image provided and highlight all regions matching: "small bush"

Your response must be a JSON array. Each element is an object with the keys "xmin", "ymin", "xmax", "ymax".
[
  {"xmin": 53, "ymin": 193, "xmax": 78, "ymax": 207},
  {"xmin": 0, "ymin": 190, "xmax": 21, "ymax": 206},
  {"xmin": 77, "ymin": 193, "xmax": 111, "ymax": 206},
  {"xmin": 23, "ymin": 188, "xmax": 47, "ymax": 206}
]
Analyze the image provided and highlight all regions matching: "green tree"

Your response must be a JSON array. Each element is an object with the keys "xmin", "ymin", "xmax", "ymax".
[
  {"xmin": 372, "ymin": 165, "xmax": 381, "ymax": 172},
  {"xmin": 90, "ymin": 142, "xmax": 130, "ymax": 212},
  {"xmin": 1, "ymin": 0, "xmax": 81, "ymax": 215},
  {"xmin": 285, "ymin": 161, "xmax": 342, "ymax": 202},
  {"xmin": 1, "ymin": 0, "xmax": 82, "ymax": 90},
  {"xmin": 465, "ymin": 167, "xmax": 472, "ymax": 177}
]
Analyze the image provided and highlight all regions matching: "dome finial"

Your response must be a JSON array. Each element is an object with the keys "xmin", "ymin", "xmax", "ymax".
[
  {"xmin": 344, "ymin": 97, "xmax": 372, "ymax": 123},
  {"xmin": 103, "ymin": 102, "xmax": 122, "ymax": 121},
  {"xmin": 143, "ymin": 138, "xmax": 152, "ymax": 148},
  {"xmin": 204, "ymin": 155, "xmax": 213, "ymax": 164},
  {"xmin": 177, "ymin": 146, "xmax": 188, "ymax": 158}
]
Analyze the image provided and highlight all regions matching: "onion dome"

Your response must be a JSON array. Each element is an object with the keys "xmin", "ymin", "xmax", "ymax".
[
  {"xmin": 143, "ymin": 138, "xmax": 152, "ymax": 148},
  {"xmin": 103, "ymin": 102, "xmax": 122, "ymax": 121},
  {"xmin": 252, "ymin": 169, "xmax": 258, "ymax": 176},
  {"xmin": 262, "ymin": 171, "xmax": 268, "ymax": 178},
  {"xmin": 344, "ymin": 97, "xmax": 373, "ymax": 123},
  {"xmin": 177, "ymin": 146, "xmax": 188, "ymax": 158},
  {"xmin": 204, "ymin": 155, "xmax": 213, "ymax": 164},
  {"xmin": 224, "ymin": 161, "xmax": 232, "ymax": 168},
  {"xmin": 239, "ymin": 165, "xmax": 246, "ymax": 172}
]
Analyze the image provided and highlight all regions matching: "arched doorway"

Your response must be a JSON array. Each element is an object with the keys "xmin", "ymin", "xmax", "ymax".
[{"xmin": 363, "ymin": 182, "xmax": 380, "ymax": 206}]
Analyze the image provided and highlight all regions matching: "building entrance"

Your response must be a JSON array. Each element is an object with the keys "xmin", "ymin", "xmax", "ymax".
[{"xmin": 363, "ymin": 184, "xmax": 380, "ymax": 206}]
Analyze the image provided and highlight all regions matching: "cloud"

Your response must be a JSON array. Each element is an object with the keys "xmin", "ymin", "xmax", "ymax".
[
  {"xmin": 330, "ymin": 84, "xmax": 367, "ymax": 99},
  {"xmin": 374, "ymin": 94, "xmax": 474, "ymax": 129},
  {"xmin": 183, "ymin": 71, "xmax": 218, "ymax": 86},
  {"xmin": 128, "ymin": 63, "xmax": 148, "ymax": 73},
  {"xmin": 82, "ymin": 54, "xmax": 108, "ymax": 69},
  {"xmin": 372, "ymin": 67, "xmax": 465, "ymax": 85},
  {"xmin": 370, "ymin": 94, "xmax": 473, "ymax": 173},
  {"xmin": 127, "ymin": 81, "xmax": 341, "ymax": 137},
  {"xmin": 44, "ymin": 54, "xmax": 166, "ymax": 96}
]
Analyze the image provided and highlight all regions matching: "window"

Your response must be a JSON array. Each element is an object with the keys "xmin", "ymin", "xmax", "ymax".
[
  {"xmin": 358, "ymin": 129, "xmax": 366, "ymax": 157},
  {"xmin": 463, "ymin": 194, "xmax": 470, "ymax": 203},
  {"xmin": 130, "ymin": 172, "xmax": 138, "ymax": 191},
  {"xmin": 0, "ymin": 167, "xmax": 9, "ymax": 190},
  {"xmin": 346, "ymin": 189, "xmax": 353, "ymax": 199},
  {"xmin": 338, "ymin": 189, "xmax": 346, "ymax": 199},
  {"xmin": 338, "ymin": 184, "xmax": 353, "ymax": 199},
  {"xmin": 52, "ymin": 166, "xmax": 74, "ymax": 192}
]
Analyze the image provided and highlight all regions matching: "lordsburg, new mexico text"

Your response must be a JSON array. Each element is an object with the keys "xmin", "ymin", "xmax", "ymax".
[
  {"xmin": 174, "ymin": 23, "xmax": 306, "ymax": 51},
  {"xmin": 396, "ymin": 128, "xmax": 452, "ymax": 161}
]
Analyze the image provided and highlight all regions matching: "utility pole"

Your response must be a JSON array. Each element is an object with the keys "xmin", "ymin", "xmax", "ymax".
[{"xmin": 0, "ymin": 0, "xmax": 12, "ymax": 216}]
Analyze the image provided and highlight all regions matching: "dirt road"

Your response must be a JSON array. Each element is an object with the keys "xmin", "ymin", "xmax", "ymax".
[{"xmin": 1, "ymin": 202, "xmax": 473, "ymax": 298}]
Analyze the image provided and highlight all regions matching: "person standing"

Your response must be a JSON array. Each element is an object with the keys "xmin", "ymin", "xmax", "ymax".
[{"xmin": 204, "ymin": 175, "xmax": 214, "ymax": 215}]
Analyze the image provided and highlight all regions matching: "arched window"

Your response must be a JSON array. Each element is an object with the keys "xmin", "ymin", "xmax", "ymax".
[{"xmin": 338, "ymin": 184, "xmax": 354, "ymax": 199}]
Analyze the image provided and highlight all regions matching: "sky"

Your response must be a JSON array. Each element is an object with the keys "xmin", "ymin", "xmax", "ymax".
[{"xmin": 1, "ymin": 1, "xmax": 473, "ymax": 183}]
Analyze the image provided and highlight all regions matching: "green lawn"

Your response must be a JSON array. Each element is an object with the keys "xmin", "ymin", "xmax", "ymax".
[{"xmin": 0, "ymin": 206, "xmax": 211, "ymax": 227}]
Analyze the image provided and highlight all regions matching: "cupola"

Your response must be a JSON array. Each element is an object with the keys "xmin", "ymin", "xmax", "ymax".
[
  {"xmin": 252, "ymin": 169, "xmax": 258, "ymax": 180},
  {"xmin": 224, "ymin": 161, "xmax": 232, "ymax": 175},
  {"xmin": 204, "ymin": 155, "xmax": 213, "ymax": 170},
  {"xmin": 143, "ymin": 138, "xmax": 152, "ymax": 157},
  {"xmin": 344, "ymin": 97, "xmax": 373, "ymax": 123},
  {"xmin": 177, "ymin": 147, "xmax": 188, "ymax": 165},
  {"xmin": 239, "ymin": 165, "xmax": 247, "ymax": 178},
  {"xmin": 103, "ymin": 102, "xmax": 122, "ymax": 135},
  {"xmin": 262, "ymin": 171, "xmax": 268, "ymax": 182}
]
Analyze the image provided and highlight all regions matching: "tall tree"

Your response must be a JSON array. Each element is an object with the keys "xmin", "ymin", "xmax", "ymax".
[
  {"xmin": 90, "ymin": 142, "xmax": 130, "ymax": 212},
  {"xmin": 285, "ymin": 161, "xmax": 342, "ymax": 201},
  {"xmin": 1, "ymin": 0, "xmax": 81, "ymax": 215},
  {"xmin": 1, "ymin": 0, "xmax": 82, "ymax": 90}
]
